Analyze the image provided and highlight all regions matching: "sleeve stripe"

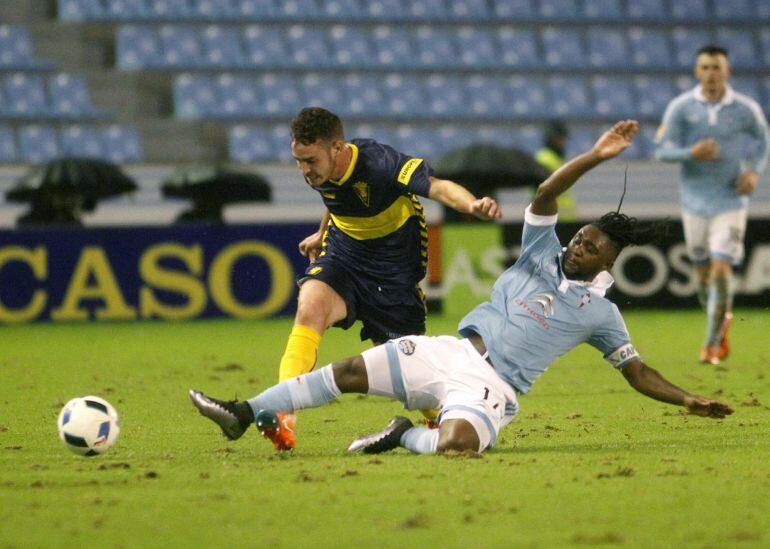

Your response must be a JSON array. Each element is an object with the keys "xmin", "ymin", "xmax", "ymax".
[
  {"xmin": 524, "ymin": 204, "xmax": 558, "ymax": 226},
  {"xmin": 397, "ymin": 158, "xmax": 424, "ymax": 185}
]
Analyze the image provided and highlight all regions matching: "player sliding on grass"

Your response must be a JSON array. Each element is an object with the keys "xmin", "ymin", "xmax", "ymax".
[{"xmin": 190, "ymin": 120, "xmax": 734, "ymax": 455}]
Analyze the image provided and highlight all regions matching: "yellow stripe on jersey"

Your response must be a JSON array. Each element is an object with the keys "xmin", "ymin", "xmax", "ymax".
[
  {"xmin": 330, "ymin": 195, "xmax": 418, "ymax": 240},
  {"xmin": 329, "ymin": 143, "xmax": 359, "ymax": 186},
  {"xmin": 397, "ymin": 158, "xmax": 424, "ymax": 185}
]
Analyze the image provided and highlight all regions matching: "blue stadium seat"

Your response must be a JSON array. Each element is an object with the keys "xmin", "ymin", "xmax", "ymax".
[
  {"xmin": 762, "ymin": 77, "xmax": 770, "ymax": 110},
  {"xmin": 403, "ymin": 0, "xmax": 448, "ymax": 22},
  {"xmin": 760, "ymin": 29, "xmax": 770, "ymax": 67},
  {"xmin": 456, "ymin": 27, "xmax": 498, "ymax": 68},
  {"xmin": 393, "ymin": 125, "xmax": 441, "ymax": 160},
  {"xmin": 582, "ymin": 0, "xmax": 623, "ymax": 20},
  {"xmin": 541, "ymin": 27, "xmax": 585, "ymax": 68},
  {"xmin": 275, "ymin": 0, "xmax": 320, "ymax": 19},
  {"xmin": 434, "ymin": 124, "xmax": 475, "ymax": 155},
  {"xmin": 231, "ymin": 0, "xmax": 279, "ymax": 19},
  {"xmin": 446, "ymin": 0, "xmax": 491, "ymax": 20},
  {"xmin": 145, "ymin": 0, "xmax": 193, "ymax": 19},
  {"xmin": 670, "ymin": 0, "xmax": 710, "ymax": 22},
  {"xmin": 731, "ymin": 76, "xmax": 761, "ymax": 103},
  {"xmin": 510, "ymin": 124, "xmax": 543, "ymax": 154},
  {"xmin": 628, "ymin": 28, "xmax": 673, "ymax": 69},
  {"xmin": 0, "ymin": 25, "xmax": 49, "ymax": 69},
  {"xmin": 592, "ymin": 77, "xmax": 635, "ymax": 117},
  {"xmin": 587, "ymin": 29, "xmax": 630, "ymax": 69},
  {"xmin": 215, "ymin": 74, "xmax": 259, "ymax": 117},
  {"xmin": 671, "ymin": 27, "xmax": 713, "ymax": 69},
  {"xmin": 371, "ymin": 26, "xmax": 415, "ymax": 69},
  {"xmin": 285, "ymin": 26, "xmax": 331, "ymax": 67},
  {"xmin": 58, "ymin": 0, "xmax": 102, "ymax": 20},
  {"xmin": 4, "ymin": 73, "xmax": 49, "ymax": 118},
  {"xmin": 547, "ymin": 76, "xmax": 592, "ymax": 117},
  {"xmin": 61, "ymin": 125, "xmax": 104, "ymax": 158},
  {"xmin": 715, "ymin": 28, "xmax": 759, "ymax": 70},
  {"xmin": 256, "ymin": 74, "xmax": 303, "ymax": 116},
  {"xmin": 102, "ymin": 125, "xmax": 143, "ymax": 163},
  {"xmin": 242, "ymin": 26, "xmax": 288, "ymax": 68},
  {"xmin": 100, "ymin": 0, "xmax": 148, "ymax": 20},
  {"xmin": 347, "ymin": 123, "xmax": 397, "ymax": 149},
  {"xmin": 713, "ymin": 0, "xmax": 755, "ymax": 22},
  {"xmin": 343, "ymin": 74, "xmax": 389, "ymax": 117},
  {"xmin": 636, "ymin": 124, "xmax": 659, "ymax": 159},
  {"xmin": 759, "ymin": 1, "xmax": 770, "ymax": 21},
  {"xmin": 413, "ymin": 27, "xmax": 456, "ymax": 68},
  {"xmin": 496, "ymin": 27, "xmax": 540, "ymax": 68},
  {"xmin": 268, "ymin": 124, "xmax": 293, "ymax": 162},
  {"xmin": 634, "ymin": 76, "xmax": 676, "ymax": 119},
  {"xmin": 493, "ymin": 0, "xmax": 536, "ymax": 20},
  {"xmin": 159, "ymin": 26, "xmax": 202, "ymax": 68},
  {"xmin": 200, "ymin": 26, "xmax": 244, "ymax": 68},
  {"xmin": 673, "ymin": 75, "xmax": 697, "ymax": 95},
  {"xmin": 48, "ymin": 73, "xmax": 105, "ymax": 118},
  {"xmin": 317, "ymin": 0, "xmax": 364, "ymax": 21},
  {"xmin": 302, "ymin": 73, "xmax": 348, "ymax": 114},
  {"xmin": 18, "ymin": 125, "xmax": 59, "ymax": 163},
  {"xmin": 625, "ymin": 0, "xmax": 666, "ymax": 21},
  {"xmin": 192, "ymin": 0, "xmax": 238, "ymax": 19},
  {"xmin": 424, "ymin": 75, "xmax": 467, "ymax": 117},
  {"xmin": 472, "ymin": 125, "xmax": 517, "ymax": 147},
  {"xmin": 383, "ymin": 74, "xmax": 425, "ymax": 117},
  {"xmin": 0, "ymin": 125, "xmax": 17, "ymax": 163},
  {"xmin": 538, "ymin": 0, "xmax": 579, "ymax": 20},
  {"xmin": 362, "ymin": 0, "xmax": 405, "ymax": 21},
  {"xmin": 173, "ymin": 74, "xmax": 217, "ymax": 119},
  {"xmin": 505, "ymin": 76, "xmax": 548, "ymax": 117},
  {"xmin": 328, "ymin": 25, "xmax": 376, "ymax": 69},
  {"xmin": 117, "ymin": 26, "xmax": 161, "ymax": 69},
  {"xmin": 565, "ymin": 126, "xmax": 598, "ymax": 158},
  {"xmin": 465, "ymin": 76, "xmax": 509, "ymax": 118},
  {"xmin": 229, "ymin": 125, "xmax": 276, "ymax": 163}
]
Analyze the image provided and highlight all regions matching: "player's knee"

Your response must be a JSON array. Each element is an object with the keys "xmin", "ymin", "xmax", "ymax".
[
  {"xmin": 331, "ymin": 356, "xmax": 368, "ymax": 393},
  {"xmin": 436, "ymin": 419, "xmax": 481, "ymax": 454}
]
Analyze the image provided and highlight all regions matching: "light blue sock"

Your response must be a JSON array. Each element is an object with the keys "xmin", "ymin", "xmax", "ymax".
[
  {"xmin": 246, "ymin": 365, "xmax": 341, "ymax": 421},
  {"xmin": 705, "ymin": 277, "xmax": 730, "ymax": 346},
  {"xmin": 400, "ymin": 426, "xmax": 439, "ymax": 454}
]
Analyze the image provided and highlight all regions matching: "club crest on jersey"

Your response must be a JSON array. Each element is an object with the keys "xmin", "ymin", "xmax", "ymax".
[
  {"xmin": 352, "ymin": 181, "xmax": 370, "ymax": 207},
  {"xmin": 398, "ymin": 339, "xmax": 416, "ymax": 355},
  {"xmin": 529, "ymin": 292, "xmax": 556, "ymax": 317},
  {"xmin": 309, "ymin": 266, "xmax": 323, "ymax": 275},
  {"xmin": 579, "ymin": 291, "xmax": 591, "ymax": 308}
]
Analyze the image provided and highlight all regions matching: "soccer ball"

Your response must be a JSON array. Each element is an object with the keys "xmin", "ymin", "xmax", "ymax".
[{"xmin": 57, "ymin": 396, "xmax": 120, "ymax": 456}]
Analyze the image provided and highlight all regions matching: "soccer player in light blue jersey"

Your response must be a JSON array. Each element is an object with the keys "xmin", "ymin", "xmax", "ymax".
[
  {"xmin": 655, "ymin": 44, "xmax": 769, "ymax": 365},
  {"xmin": 190, "ymin": 121, "xmax": 734, "ymax": 456}
]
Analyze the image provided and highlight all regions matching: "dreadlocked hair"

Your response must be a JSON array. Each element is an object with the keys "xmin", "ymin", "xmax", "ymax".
[{"xmin": 593, "ymin": 211, "xmax": 669, "ymax": 252}]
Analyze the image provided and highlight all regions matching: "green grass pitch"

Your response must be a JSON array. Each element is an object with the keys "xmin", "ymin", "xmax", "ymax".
[{"xmin": 1, "ymin": 309, "xmax": 769, "ymax": 548}]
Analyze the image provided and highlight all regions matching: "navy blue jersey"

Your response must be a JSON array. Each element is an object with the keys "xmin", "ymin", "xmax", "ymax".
[{"xmin": 313, "ymin": 138, "xmax": 433, "ymax": 288}]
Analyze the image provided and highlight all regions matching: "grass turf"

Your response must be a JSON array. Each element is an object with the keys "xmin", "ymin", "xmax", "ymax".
[{"xmin": 1, "ymin": 309, "xmax": 769, "ymax": 548}]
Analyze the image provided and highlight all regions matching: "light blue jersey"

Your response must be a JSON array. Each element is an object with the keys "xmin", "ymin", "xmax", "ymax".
[
  {"xmin": 655, "ymin": 85, "xmax": 770, "ymax": 217},
  {"xmin": 458, "ymin": 207, "xmax": 638, "ymax": 394}
]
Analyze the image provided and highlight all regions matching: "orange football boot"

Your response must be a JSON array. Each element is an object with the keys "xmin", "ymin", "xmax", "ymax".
[{"xmin": 257, "ymin": 412, "xmax": 295, "ymax": 451}]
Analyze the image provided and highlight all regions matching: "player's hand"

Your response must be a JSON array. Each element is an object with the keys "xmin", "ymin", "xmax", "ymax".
[
  {"xmin": 593, "ymin": 120, "xmax": 638, "ymax": 160},
  {"xmin": 735, "ymin": 170, "xmax": 758, "ymax": 195},
  {"xmin": 470, "ymin": 196, "xmax": 502, "ymax": 220},
  {"xmin": 684, "ymin": 395, "xmax": 735, "ymax": 419},
  {"xmin": 690, "ymin": 139, "xmax": 720, "ymax": 161},
  {"xmin": 298, "ymin": 232, "xmax": 324, "ymax": 262}
]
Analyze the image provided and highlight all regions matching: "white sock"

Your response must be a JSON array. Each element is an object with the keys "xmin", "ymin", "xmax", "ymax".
[{"xmin": 399, "ymin": 426, "xmax": 439, "ymax": 454}]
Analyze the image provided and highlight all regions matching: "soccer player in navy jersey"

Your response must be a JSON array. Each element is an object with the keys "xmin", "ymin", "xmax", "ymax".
[
  {"xmin": 190, "ymin": 120, "xmax": 733, "ymax": 455},
  {"xmin": 265, "ymin": 107, "xmax": 501, "ymax": 450}
]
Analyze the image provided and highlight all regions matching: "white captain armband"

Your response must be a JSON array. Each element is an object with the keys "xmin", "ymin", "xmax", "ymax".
[{"xmin": 605, "ymin": 343, "xmax": 639, "ymax": 369}]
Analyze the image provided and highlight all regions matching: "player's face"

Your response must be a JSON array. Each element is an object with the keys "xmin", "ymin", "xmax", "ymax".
[
  {"xmin": 563, "ymin": 224, "xmax": 617, "ymax": 280},
  {"xmin": 694, "ymin": 53, "xmax": 730, "ymax": 92},
  {"xmin": 292, "ymin": 138, "xmax": 344, "ymax": 187}
]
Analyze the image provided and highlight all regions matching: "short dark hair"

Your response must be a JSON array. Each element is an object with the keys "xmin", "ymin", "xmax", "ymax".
[
  {"xmin": 593, "ymin": 212, "xmax": 669, "ymax": 254},
  {"xmin": 696, "ymin": 44, "xmax": 729, "ymax": 58},
  {"xmin": 291, "ymin": 107, "xmax": 344, "ymax": 145}
]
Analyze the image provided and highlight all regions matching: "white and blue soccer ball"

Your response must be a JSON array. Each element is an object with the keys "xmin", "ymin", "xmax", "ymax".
[{"xmin": 57, "ymin": 396, "xmax": 120, "ymax": 456}]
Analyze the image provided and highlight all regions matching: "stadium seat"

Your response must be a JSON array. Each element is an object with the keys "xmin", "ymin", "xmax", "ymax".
[
  {"xmin": 625, "ymin": 0, "xmax": 666, "ymax": 21},
  {"xmin": 762, "ymin": 77, "xmax": 770, "ymax": 110},
  {"xmin": 0, "ymin": 25, "xmax": 50, "ymax": 69},
  {"xmin": 328, "ymin": 25, "xmax": 376, "ymax": 69},
  {"xmin": 713, "ymin": 0, "xmax": 755, "ymax": 22},
  {"xmin": 347, "ymin": 122, "xmax": 397, "ymax": 149},
  {"xmin": 510, "ymin": 124, "xmax": 543, "ymax": 154},
  {"xmin": 343, "ymin": 73, "xmax": 390, "ymax": 117},
  {"xmin": 371, "ymin": 26, "xmax": 415, "ymax": 69},
  {"xmin": 228, "ymin": 125, "xmax": 276, "ymax": 163},
  {"xmin": 302, "ymin": 73, "xmax": 348, "ymax": 114},
  {"xmin": 670, "ymin": 0, "xmax": 710, "ymax": 22},
  {"xmin": 268, "ymin": 124, "xmax": 294, "ymax": 162},
  {"xmin": 434, "ymin": 124, "xmax": 474, "ymax": 153},
  {"xmin": 117, "ymin": 26, "xmax": 161, "ymax": 69},
  {"xmin": 275, "ymin": 0, "xmax": 320, "ymax": 19},
  {"xmin": 159, "ymin": 26, "xmax": 202, "ymax": 68},
  {"xmin": 383, "ymin": 74, "xmax": 425, "ymax": 117},
  {"xmin": 4, "ymin": 73, "xmax": 49, "ymax": 118},
  {"xmin": 505, "ymin": 76, "xmax": 548, "ymax": 117},
  {"xmin": 393, "ymin": 124, "xmax": 441, "ymax": 160},
  {"xmin": 60, "ymin": 125, "xmax": 104, "ymax": 158},
  {"xmin": 587, "ymin": 29, "xmax": 630, "ymax": 69},
  {"xmin": 317, "ymin": 0, "xmax": 364, "ymax": 21},
  {"xmin": 592, "ymin": 77, "xmax": 635, "ymax": 117},
  {"xmin": 541, "ymin": 27, "xmax": 585, "ymax": 68},
  {"xmin": 48, "ymin": 73, "xmax": 105, "ymax": 118},
  {"xmin": 673, "ymin": 75, "xmax": 697, "ymax": 95},
  {"xmin": 285, "ymin": 26, "xmax": 331, "ymax": 67},
  {"xmin": 173, "ymin": 74, "xmax": 217, "ymax": 119},
  {"xmin": 100, "ymin": 0, "xmax": 148, "ymax": 20},
  {"xmin": 634, "ymin": 76, "xmax": 676, "ymax": 119},
  {"xmin": 628, "ymin": 28, "xmax": 673, "ymax": 69},
  {"xmin": 192, "ymin": 0, "xmax": 236, "ymax": 20},
  {"xmin": 413, "ymin": 26, "xmax": 456, "ymax": 68},
  {"xmin": 456, "ymin": 27, "xmax": 498, "ymax": 68},
  {"xmin": 215, "ymin": 74, "xmax": 259, "ymax": 117},
  {"xmin": 145, "ymin": 0, "xmax": 194, "ymax": 19},
  {"xmin": 731, "ymin": 76, "xmax": 761, "ymax": 103},
  {"xmin": 200, "ymin": 26, "xmax": 245, "ymax": 68},
  {"xmin": 242, "ymin": 25, "xmax": 289, "ymax": 68},
  {"xmin": 547, "ymin": 76, "xmax": 592, "ymax": 117},
  {"xmin": 0, "ymin": 125, "xmax": 17, "ymax": 163},
  {"xmin": 424, "ymin": 74, "xmax": 467, "ymax": 117},
  {"xmin": 472, "ymin": 125, "xmax": 517, "ymax": 147},
  {"xmin": 362, "ymin": 0, "xmax": 405, "ymax": 21},
  {"xmin": 231, "ymin": 0, "xmax": 279, "ymax": 20},
  {"xmin": 403, "ymin": 0, "xmax": 448, "ymax": 22},
  {"xmin": 492, "ymin": 0, "xmax": 536, "ymax": 20},
  {"xmin": 465, "ymin": 75, "xmax": 509, "ymax": 118},
  {"xmin": 101, "ymin": 125, "xmax": 144, "ymax": 163},
  {"xmin": 582, "ymin": 0, "xmax": 623, "ymax": 21},
  {"xmin": 715, "ymin": 28, "xmax": 759, "ymax": 70},
  {"xmin": 256, "ymin": 74, "xmax": 303, "ymax": 117},
  {"xmin": 18, "ymin": 125, "xmax": 59, "ymax": 163},
  {"xmin": 58, "ymin": 0, "xmax": 102, "ymax": 20},
  {"xmin": 496, "ymin": 27, "xmax": 540, "ymax": 68},
  {"xmin": 445, "ymin": 0, "xmax": 491, "ymax": 21},
  {"xmin": 538, "ymin": 0, "xmax": 579, "ymax": 20},
  {"xmin": 671, "ymin": 27, "xmax": 714, "ymax": 69},
  {"xmin": 565, "ymin": 125, "xmax": 598, "ymax": 158},
  {"xmin": 759, "ymin": 1, "xmax": 770, "ymax": 21}
]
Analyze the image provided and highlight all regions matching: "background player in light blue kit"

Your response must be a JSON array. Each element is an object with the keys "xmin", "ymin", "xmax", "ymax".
[
  {"xmin": 655, "ymin": 44, "xmax": 769, "ymax": 365},
  {"xmin": 190, "ymin": 120, "xmax": 734, "ymax": 455}
]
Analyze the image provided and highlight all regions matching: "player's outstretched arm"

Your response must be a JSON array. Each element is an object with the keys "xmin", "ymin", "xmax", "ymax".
[
  {"xmin": 620, "ymin": 359, "xmax": 734, "ymax": 419},
  {"xmin": 531, "ymin": 120, "xmax": 638, "ymax": 216},
  {"xmin": 428, "ymin": 176, "xmax": 502, "ymax": 220}
]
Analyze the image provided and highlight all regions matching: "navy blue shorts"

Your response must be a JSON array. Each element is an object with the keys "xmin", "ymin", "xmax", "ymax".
[{"xmin": 299, "ymin": 256, "xmax": 426, "ymax": 343}]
